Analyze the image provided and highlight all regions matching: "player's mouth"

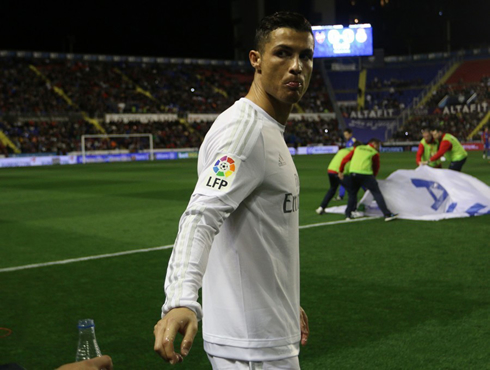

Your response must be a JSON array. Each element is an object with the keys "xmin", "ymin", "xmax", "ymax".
[{"xmin": 285, "ymin": 80, "xmax": 303, "ymax": 90}]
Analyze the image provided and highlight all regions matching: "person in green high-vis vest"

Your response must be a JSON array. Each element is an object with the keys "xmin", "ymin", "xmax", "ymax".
[
  {"xmin": 316, "ymin": 141, "xmax": 361, "ymax": 215},
  {"xmin": 339, "ymin": 138, "xmax": 398, "ymax": 222},
  {"xmin": 416, "ymin": 128, "xmax": 441, "ymax": 168},
  {"xmin": 426, "ymin": 128, "xmax": 468, "ymax": 171}
]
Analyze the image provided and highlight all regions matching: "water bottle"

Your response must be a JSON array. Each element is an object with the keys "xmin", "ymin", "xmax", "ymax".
[{"xmin": 75, "ymin": 319, "xmax": 102, "ymax": 362}]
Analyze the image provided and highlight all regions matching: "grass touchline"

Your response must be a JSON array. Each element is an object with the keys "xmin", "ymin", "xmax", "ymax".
[{"xmin": 0, "ymin": 217, "xmax": 380, "ymax": 274}]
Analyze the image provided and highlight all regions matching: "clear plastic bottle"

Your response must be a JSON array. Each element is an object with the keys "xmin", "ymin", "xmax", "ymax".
[{"xmin": 75, "ymin": 319, "xmax": 102, "ymax": 362}]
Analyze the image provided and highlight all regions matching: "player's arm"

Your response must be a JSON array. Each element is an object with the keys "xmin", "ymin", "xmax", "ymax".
[
  {"xmin": 338, "ymin": 149, "xmax": 354, "ymax": 179},
  {"xmin": 154, "ymin": 195, "xmax": 259, "ymax": 364},
  {"xmin": 154, "ymin": 134, "xmax": 266, "ymax": 364},
  {"xmin": 416, "ymin": 143, "xmax": 424, "ymax": 165},
  {"xmin": 372, "ymin": 153, "xmax": 380, "ymax": 176},
  {"xmin": 430, "ymin": 140, "xmax": 452, "ymax": 162}
]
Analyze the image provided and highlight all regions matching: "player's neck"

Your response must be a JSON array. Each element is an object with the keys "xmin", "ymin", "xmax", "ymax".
[{"xmin": 245, "ymin": 82, "xmax": 292, "ymax": 124}]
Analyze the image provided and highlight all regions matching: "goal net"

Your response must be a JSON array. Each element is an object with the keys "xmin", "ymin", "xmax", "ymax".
[{"xmin": 81, "ymin": 134, "xmax": 154, "ymax": 164}]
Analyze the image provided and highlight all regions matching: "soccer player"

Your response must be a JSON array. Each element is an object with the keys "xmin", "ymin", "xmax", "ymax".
[
  {"xmin": 153, "ymin": 12, "xmax": 314, "ymax": 369},
  {"xmin": 339, "ymin": 138, "xmax": 398, "ymax": 221},
  {"xmin": 334, "ymin": 128, "xmax": 357, "ymax": 200},
  {"xmin": 425, "ymin": 128, "xmax": 468, "ymax": 171},
  {"xmin": 316, "ymin": 141, "xmax": 360, "ymax": 215},
  {"xmin": 343, "ymin": 128, "xmax": 357, "ymax": 148},
  {"xmin": 482, "ymin": 126, "xmax": 489, "ymax": 159},
  {"xmin": 416, "ymin": 128, "xmax": 441, "ymax": 168}
]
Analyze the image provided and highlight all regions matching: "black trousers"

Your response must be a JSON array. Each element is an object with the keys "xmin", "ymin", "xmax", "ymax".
[
  {"xmin": 449, "ymin": 157, "xmax": 466, "ymax": 172},
  {"xmin": 320, "ymin": 173, "xmax": 342, "ymax": 209},
  {"xmin": 344, "ymin": 173, "xmax": 392, "ymax": 217}
]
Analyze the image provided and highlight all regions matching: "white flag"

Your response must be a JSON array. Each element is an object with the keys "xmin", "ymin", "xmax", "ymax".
[{"xmin": 359, "ymin": 166, "xmax": 490, "ymax": 220}]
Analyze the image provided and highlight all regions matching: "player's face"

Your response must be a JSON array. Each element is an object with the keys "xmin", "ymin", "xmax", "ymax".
[
  {"xmin": 344, "ymin": 131, "xmax": 352, "ymax": 140},
  {"xmin": 257, "ymin": 28, "xmax": 314, "ymax": 105},
  {"xmin": 371, "ymin": 142, "xmax": 380, "ymax": 151},
  {"xmin": 431, "ymin": 130, "xmax": 442, "ymax": 140},
  {"xmin": 422, "ymin": 131, "xmax": 432, "ymax": 142}
]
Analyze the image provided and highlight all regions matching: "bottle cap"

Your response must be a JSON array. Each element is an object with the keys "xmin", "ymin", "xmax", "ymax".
[{"xmin": 78, "ymin": 319, "xmax": 95, "ymax": 329}]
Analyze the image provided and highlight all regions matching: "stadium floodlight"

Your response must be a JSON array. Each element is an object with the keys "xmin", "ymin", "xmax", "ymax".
[{"xmin": 81, "ymin": 134, "xmax": 154, "ymax": 164}]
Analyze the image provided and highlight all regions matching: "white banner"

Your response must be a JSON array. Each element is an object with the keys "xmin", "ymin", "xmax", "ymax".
[
  {"xmin": 105, "ymin": 113, "xmax": 178, "ymax": 123},
  {"xmin": 0, "ymin": 155, "xmax": 77, "ymax": 168},
  {"xmin": 326, "ymin": 166, "xmax": 490, "ymax": 220}
]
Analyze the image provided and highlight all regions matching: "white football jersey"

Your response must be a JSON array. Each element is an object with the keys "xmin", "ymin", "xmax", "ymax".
[{"xmin": 162, "ymin": 98, "xmax": 301, "ymax": 361}]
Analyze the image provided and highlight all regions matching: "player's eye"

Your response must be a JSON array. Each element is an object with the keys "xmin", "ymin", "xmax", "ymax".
[
  {"xmin": 301, "ymin": 52, "xmax": 313, "ymax": 60},
  {"xmin": 275, "ymin": 50, "xmax": 290, "ymax": 58}
]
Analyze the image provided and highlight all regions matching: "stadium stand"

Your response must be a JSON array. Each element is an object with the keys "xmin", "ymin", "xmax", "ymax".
[
  {"xmin": 327, "ymin": 61, "xmax": 447, "ymax": 111},
  {"xmin": 0, "ymin": 55, "xmax": 334, "ymax": 155},
  {"xmin": 393, "ymin": 58, "xmax": 490, "ymax": 141},
  {"xmin": 1, "ymin": 51, "xmax": 489, "ymax": 156}
]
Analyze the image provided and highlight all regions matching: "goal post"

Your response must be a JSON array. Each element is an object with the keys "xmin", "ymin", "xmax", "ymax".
[{"xmin": 81, "ymin": 133, "xmax": 154, "ymax": 164}]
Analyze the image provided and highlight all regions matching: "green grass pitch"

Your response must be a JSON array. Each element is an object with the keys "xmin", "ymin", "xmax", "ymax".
[{"xmin": 1, "ymin": 151, "xmax": 489, "ymax": 369}]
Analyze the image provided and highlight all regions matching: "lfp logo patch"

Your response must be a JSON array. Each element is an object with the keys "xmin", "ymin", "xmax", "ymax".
[
  {"xmin": 213, "ymin": 156, "xmax": 236, "ymax": 177},
  {"xmin": 201, "ymin": 155, "xmax": 240, "ymax": 192}
]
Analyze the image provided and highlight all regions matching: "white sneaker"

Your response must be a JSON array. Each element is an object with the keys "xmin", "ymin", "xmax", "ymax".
[
  {"xmin": 351, "ymin": 211, "xmax": 364, "ymax": 218},
  {"xmin": 315, "ymin": 207, "xmax": 325, "ymax": 215},
  {"xmin": 333, "ymin": 196, "xmax": 343, "ymax": 201},
  {"xmin": 385, "ymin": 213, "xmax": 399, "ymax": 222}
]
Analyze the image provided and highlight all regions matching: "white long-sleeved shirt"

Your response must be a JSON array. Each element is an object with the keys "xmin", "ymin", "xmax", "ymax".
[{"xmin": 162, "ymin": 98, "xmax": 301, "ymax": 361}]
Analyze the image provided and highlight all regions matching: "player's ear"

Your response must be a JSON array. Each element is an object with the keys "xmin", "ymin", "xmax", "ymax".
[{"xmin": 249, "ymin": 50, "xmax": 262, "ymax": 73}]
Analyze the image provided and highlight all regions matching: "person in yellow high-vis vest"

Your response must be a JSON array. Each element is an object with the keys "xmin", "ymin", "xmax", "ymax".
[
  {"xmin": 416, "ymin": 128, "xmax": 441, "ymax": 168},
  {"xmin": 425, "ymin": 128, "xmax": 468, "ymax": 171},
  {"xmin": 339, "ymin": 138, "xmax": 398, "ymax": 221},
  {"xmin": 316, "ymin": 141, "xmax": 361, "ymax": 215}
]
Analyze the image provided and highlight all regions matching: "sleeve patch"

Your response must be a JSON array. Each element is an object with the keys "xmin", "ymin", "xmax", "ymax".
[{"xmin": 199, "ymin": 155, "xmax": 241, "ymax": 192}]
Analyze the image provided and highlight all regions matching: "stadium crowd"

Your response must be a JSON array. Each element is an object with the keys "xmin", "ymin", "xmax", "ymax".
[
  {"xmin": 1, "ymin": 116, "xmax": 341, "ymax": 155},
  {"xmin": 284, "ymin": 118, "xmax": 340, "ymax": 147},
  {"xmin": 0, "ymin": 56, "xmax": 335, "ymax": 155},
  {"xmin": 1, "ymin": 55, "xmax": 489, "ymax": 156},
  {"xmin": 0, "ymin": 57, "xmax": 331, "ymax": 116},
  {"xmin": 368, "ymin": 76, "xmax": 425, "ymax": 90},
  {"xmin": 0, "ymin": 119, "xmax": 95, "ymax": 154},
  {"xmin": 393, "ymin": 75, "xmax": 490, "ymax": 141}
]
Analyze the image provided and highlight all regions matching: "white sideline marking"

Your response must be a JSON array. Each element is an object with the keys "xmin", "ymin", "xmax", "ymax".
[
  {"xmin": 1, "ymin": 217, "xmax": 377, "ymax": 273},
  {"xmin": 0, "ymin": 245, "xmax": 174, "ymax": 273},
  {"xmin": 299, "ymin": 216, "xmax": 380, "ymax": 230}
]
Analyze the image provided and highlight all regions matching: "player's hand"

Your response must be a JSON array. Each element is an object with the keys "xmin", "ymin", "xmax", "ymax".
[
  {"xmin": 338, "ymin": 172, "xmax": 344, "ymax": 180},
  {"xmin": 300, "ymin": 306, "xmax": 309, "ymax": 346},
  {"xmin": 154, "ymin": 307, "xmax": 198, "ymax": 365},
  {"xmin": 56, "ymin": 355, "xmax": 113, "ymax": 370},
  {"xmin": 420, "ymin": 161, "xmax": 428, "ymax": 165}
]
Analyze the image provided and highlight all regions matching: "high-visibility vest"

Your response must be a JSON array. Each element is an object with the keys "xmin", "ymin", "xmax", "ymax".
[
  {"xmin": 350, "ymin": 145, "xmax": 377, "ymax": 175},
  {"xmin": 420, "ymin": 138, "xmax": 441, "ymax": 167},
  {"xmin": 328, "ymin": 147, "xmax": 354, "ymax": 174},
  {"xmin": 442, "ymin": 133, "xmax": 467, "ymax": 162}
]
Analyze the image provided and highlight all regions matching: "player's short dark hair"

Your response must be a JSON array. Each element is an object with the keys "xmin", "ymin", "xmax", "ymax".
[
  {"xmin": 421, "ymin": 128, "xmax": 430, "ymax": 133},
  {"xmin": 430, "ymin": 127, "xmax": 442, "ymax": 132},
  {"xmin": 254, "ymin": 11, "xmax": 313, "ymax": 52},
  {"xmin": 344, "ymin": 128, "xmax": 353, "ymax": 134}
]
